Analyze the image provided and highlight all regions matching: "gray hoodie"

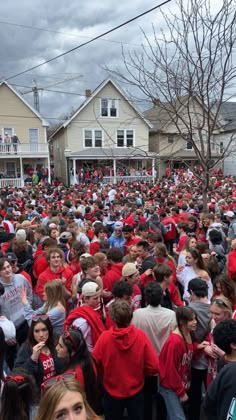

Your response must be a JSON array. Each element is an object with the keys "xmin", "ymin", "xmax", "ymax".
[{"xmin": 0, "ymin": 274, "xmax": 32, "ymax": 328}]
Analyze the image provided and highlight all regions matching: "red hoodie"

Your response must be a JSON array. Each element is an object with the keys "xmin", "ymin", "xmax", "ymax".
[
  {"xmin": 36, "ymin": 265, "xmax": 73, "ymax": 300},
  {"xmin": 102, "ymin": 263, "xmax": 124, "ymax": 293},
  {"xmin": 228, "ymin": 249, "xmax": 236, "ymax": 281},
  {"xmin": 93, "ymin": 324, "xmax": 159, "ymax": 398},
  {"xmin": 33, "ymin": 249, "xmax": 48, "ymax": 280},
  {"xmin": 64, "ymin": 305, "xmax": 106, "ymax": 347}
]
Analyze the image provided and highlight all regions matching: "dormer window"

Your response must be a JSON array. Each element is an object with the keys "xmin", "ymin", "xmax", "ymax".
[{"xmin": 101, "ymin": 98, "xmax": 118, "ymax": 117}]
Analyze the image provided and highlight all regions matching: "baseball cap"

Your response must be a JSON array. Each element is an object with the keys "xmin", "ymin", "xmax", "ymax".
[
  {"xmin": 5, "ymin": 252, "xmax": 17, "ymax": 262},
  {"xmin": 224, "ymin": 211, "xmax": 235, "ymax": 218},
  {"xmin": 122, "ymin": 263, "xmax": 138, "ymax": 277},
  {"xmin": 81, "ymin": 282, "xmax": 101, "ymax": 297},
  {"xmin": 114, "ymin": 221, "xmax": 123, "ymax": 230},
  {"xmin": 59, "ymin": 232, "xmax": 71, "ymax": 240},
  {"xmin": 188, "ymin": 277, "xmax": 208, "ymax": 294}
]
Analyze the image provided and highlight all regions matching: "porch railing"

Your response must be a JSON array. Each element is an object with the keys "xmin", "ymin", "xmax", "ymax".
[
  {"xmin": 102, "ymin": 175, "xmax": 153, "ymax": 183},
  {"xmin": 0, "ymin": 143, "xmax": 48, "ymax": 154},
  {"xmin": 0, "ymin": 178, "xmax": 23, "ymax": 188}
]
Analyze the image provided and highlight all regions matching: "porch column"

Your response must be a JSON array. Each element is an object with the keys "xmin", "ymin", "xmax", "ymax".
[
  {"xmin": 47, "ymin": 155, "xmax": 51, "ymax": 184},
  {"xmin": 113, "ymin": 159, "xmax": 117, "ymax": 184},
  {"xmin": 73, "ymin": 159, "xmax": 77, "ymax": 185},
  {"xmin": 19, "ymin": 156, "xmax": 24, "ymax": 187},
  {"xmin": 152, "ymin": 158, "xmax": 155, "ymax": 182}
]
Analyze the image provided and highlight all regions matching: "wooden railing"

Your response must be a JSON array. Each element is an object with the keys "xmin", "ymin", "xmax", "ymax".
[{"xmin": 0, "ymin": 178, "xmax": 23, "ymax": 188}]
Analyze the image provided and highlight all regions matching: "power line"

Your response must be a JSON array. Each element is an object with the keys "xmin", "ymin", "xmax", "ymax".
[
  {"xmin": 5, "ymin": 0, "xmax": 171, "ymax": 81},
  {"xmin": 0, "ymin": 19, "xmax": 150, "ymax": 49}
]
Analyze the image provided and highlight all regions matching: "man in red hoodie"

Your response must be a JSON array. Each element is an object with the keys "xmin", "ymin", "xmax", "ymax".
[
  {"xmin": 35, "ymin": 247, "xmax": 73, "ymax": 301},
  {"xmin": 103, "ymin": 248, "xmax": 124, "ymax": 296},
  {"xmin": 93, "ymin": 299, "xmax": 159, "ymax": 420},
  {"xmin": 64, "ymin": 281, "xmax": 105, "ymax": 352}
]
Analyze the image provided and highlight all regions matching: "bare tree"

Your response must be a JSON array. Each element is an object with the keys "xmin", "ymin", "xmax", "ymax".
[{"xmin": 106, "ymin": 0, "xmax": 236, "ymax": 209}]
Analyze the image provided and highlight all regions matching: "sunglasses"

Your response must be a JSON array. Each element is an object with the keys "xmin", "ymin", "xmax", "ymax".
[
  {"xmin": 211, "ymin": 298, "xmax": 230, "ymax": 309},
  {"xmin": 63, "ymin": 329, "xmax": 78, "ymax": 349},
  {"xmin": 41, "ymin": 372, "xmax": 75, "ymax": 393},
  {"xmin": 32, "ymin": 314, "xmax": 49, "ymax": 322}
]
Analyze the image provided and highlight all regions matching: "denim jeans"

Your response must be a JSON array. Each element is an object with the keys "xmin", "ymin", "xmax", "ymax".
[
  {"xmin": 160, "ymin": 386, "xmax": 186, "ymax": 420},
  {"xmin": 104, "ymin": 389, "xmax": 144, "ymax": 420}
]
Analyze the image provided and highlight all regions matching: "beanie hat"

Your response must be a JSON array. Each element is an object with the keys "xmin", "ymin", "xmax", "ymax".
[
  {"xmin": 122, "ymin": 263, "xmax": 138, "ymax": 277},
  {"xmin": 15, "ymin": 229, "xmax": 27, "ymax": 241}
]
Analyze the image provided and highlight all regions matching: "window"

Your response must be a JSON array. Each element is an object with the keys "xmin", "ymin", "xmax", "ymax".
[
  {"xmin": 186, "ymin": 142, "xmax": 193, "ymax": 150},
  {"xmin": 29, "ymin": 129, "xmax": 39, "ymax": 152},
  {"xmin": 168, "ymin": 134, "xmax": 174, "ymax": 144},
  {"xmin": 101, "ymin": 98, "xmax": 118, "ymax": 117},
  {"xmin": 3, "ymin": 128, "xmax": 13, "ymax": 137},
  {"xmin": 220, "ymin": 142, "xmax": 224, "ymax": 153},
  {"xmin": 116, "ymin": 129, "xmax": 134, "ymax": 147},
  {"xmin": 84, "ymin": 129, "xmax": 103, "ymax": 148}
]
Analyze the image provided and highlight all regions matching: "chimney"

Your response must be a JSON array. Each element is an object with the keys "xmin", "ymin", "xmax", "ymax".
[{"xmin": 85, "ymin": 89, "xmax": 91, "ymax": 98}]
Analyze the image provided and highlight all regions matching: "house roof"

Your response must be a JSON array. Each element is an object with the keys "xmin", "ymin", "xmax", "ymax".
[
  {"xmin": 144, "ymin": 95, "xmax": 228, "ymax": 133},
  {"xmin": 0, "ymin": 81, "xmax": 49, "ymax": 127},
  {"xmin": 218, "ymin": 102, "xmax": 236, "ymax": 131},
  {"xmin": 50, "ymin": 78, "xmax": 152, "ymax": 138},
  {"xmin": 70, "ymin": 147, "xmax": 157, "ymax": 159}
]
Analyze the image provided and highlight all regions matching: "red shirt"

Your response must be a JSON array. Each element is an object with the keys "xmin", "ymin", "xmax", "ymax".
[
  {"xmin": 176, "ymin": 235, "xmax": 188, "ymax": 253},
  {"xmin": 159, "ymin": 333, "xmax": 194, "ymax": 397},
  {"xmin": 124, "ymin": 237, "xmax": 140, "ymax": 255},
  {"xmin": 103, "ymin": 264, "xmax": 124, "ymax": 293},
  {"xmin": 161, "ymin": 217, "xmax": 177, "ymax": 241},
  {"xmin": 39, "ymin": 352, "xmax": 55, "ymax": 381}
]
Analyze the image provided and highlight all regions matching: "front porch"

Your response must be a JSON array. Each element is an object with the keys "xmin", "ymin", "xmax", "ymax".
[
  {"xmin": 0, "ymin": 156, "xmax": 51, "ymax": 187},
  {"xmin": 65, "ymin": 148, "xmax": 158, "ymax": 185}
]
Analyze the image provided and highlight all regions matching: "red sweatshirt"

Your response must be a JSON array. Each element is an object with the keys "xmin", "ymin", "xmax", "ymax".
[
  {"xmin": 159, "ymin": 333, "xmax": 194, "ymax": 397},
  {"xmin": 64, "ymin": 305, "xmax": 106, "ymax": 347},
  {"xmin": 93, "ymin": 324, "xmax": 159, "ymax": 398},
  {"xmin": 36, "ymin": 265, "xmax": 73, "ymax": 300},
  {"xmin": 228, "ymin": 249, "xmax": 236, "ymax": 281},
  {"xmin": 103, "ymin": 263, "xmax": 124, "ymax": 292}
]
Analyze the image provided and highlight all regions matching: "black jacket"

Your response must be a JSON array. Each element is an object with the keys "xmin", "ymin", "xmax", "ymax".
[
  {"xmin": 203, "ymin": 362, "xmax": 236, "ymax": 420},
  {"xmin": 15, "ymin": 341, "xmax": 61, "ymax": 394}
]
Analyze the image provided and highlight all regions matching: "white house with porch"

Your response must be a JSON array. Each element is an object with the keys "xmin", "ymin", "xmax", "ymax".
[
  {"xmin": 0, "ymin": 81, "xmax": 50, "ymax": 187},
  {"xmin": 50, "ymin": 78, "xmax": 156, "ymax": 185}
]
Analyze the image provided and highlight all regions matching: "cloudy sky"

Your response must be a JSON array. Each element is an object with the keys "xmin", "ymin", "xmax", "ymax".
[
  {"xmin": 0, "ymin": 0, "xmax": 173, "ymax": 123},
  {"xmin": 1, "ymin": 0, "xmax": 235, "ymax": 125}
]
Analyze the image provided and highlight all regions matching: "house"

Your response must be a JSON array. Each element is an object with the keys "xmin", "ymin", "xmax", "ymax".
[
  {"xmin": 214, "ymin": 102, "xmax": 236, "ymax": 175},
  {"xmin": 49, "ymin": 78, "xmax": 156, "ymax": 184},
  {"xmin": 143, "ymin": 96, "xmax": 222, "ymax": 177},
  {"xmin": 0, "ymin": 81, "xmax": 50, "ymax": 186}
]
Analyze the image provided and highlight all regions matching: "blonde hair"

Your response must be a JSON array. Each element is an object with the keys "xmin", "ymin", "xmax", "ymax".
[
  {"xmin": 211, "ymin": 294, "xmax": 233, "ymax": 318},
  {"xmin": 44, "ymin": 280, "xmax": 65, "ymax": 312},
  {"xmin": 35, "ymin": 378, "xmax": 98, "ymax": 420}
]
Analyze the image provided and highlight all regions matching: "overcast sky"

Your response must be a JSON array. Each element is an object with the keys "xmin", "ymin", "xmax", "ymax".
[
  {"xmin": 1, "ymin": 0, "xmax": 235, "ymax": 124},
  {"xmin": 0, "ymin": 0, "xmax": 172, "ymax": 123}
]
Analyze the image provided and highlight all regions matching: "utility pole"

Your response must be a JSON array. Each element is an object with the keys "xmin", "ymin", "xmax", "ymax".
[{"xmin": 32, "ymin": 80, "xmax": 40, "ymax": 112}]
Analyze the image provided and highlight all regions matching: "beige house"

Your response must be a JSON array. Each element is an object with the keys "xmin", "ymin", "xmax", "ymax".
[
  {"xmin": 144, "ymin": 96, "xmax": 222, "ymax": 176},
  {"xmin": 50, "ymin": 78, "xmax": 156, "ymax": 184},
  {"xmin": 0, "ymin": 81, "xmax": 50, "ymax": 186}
]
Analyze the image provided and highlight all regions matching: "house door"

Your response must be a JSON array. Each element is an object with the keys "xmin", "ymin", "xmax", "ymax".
[
  {"xmin": 29, "ymin": 129, "xmax": 39, "ymax": 152},
  {"xmin": 6, "ymin": 162, "xmax": 16, "ymax": 177}
]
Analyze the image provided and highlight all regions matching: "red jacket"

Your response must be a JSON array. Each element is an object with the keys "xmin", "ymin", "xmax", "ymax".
[
  {"xmin": 64, "ymin": 305, "xmax": 106, "ymax": 346},
  {"xmin": 103, "ymin": 263, "xmax": 124, "ymax": 292},
  {"xmin": 161, "ymin": 216, "xmax": 177, "ymax": 241},
  {"xmin": 36, "ymin": 265, "xmax": 73, "ymax": 300},
  {"xmin": 33, "ymin": 249, "xmax": 48, "ymax": 280},
  {"xmin": 159, "ymin": 333, "xmax": 194, "ymax": 397},
  {"xmin": 93, "ymin": 324, "xmax": 159, "ymax": 398},
  {"xmin": 228, "ymin": 249, "xmax": 236, "ymax": 281},
  {"xmin": 90, "ymin": 241, "xmax": 100, "ymax": 256}
]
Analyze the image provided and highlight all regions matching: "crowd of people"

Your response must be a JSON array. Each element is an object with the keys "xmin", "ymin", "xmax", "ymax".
[{"xmin": 0, "ymin": 171, "xmax": 236, "ymax": 419}]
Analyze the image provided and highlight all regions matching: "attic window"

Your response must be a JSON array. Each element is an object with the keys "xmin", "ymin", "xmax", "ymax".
[
  {"xmin": 101, "ymin": 98, "xmax": 118, "ymax": 117},
  {"xmin": 168, "ymin": 134, "xmax": 174, "ymax": 144}
]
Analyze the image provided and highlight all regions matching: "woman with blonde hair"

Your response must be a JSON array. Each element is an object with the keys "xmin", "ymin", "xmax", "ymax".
[
  {"xmin": 21, "ymin": 280, "xmax": 66, "ymax": 338},
  {"xmin": 36, "ymin": 377, "xmax": 100, "ymax": 420}
]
